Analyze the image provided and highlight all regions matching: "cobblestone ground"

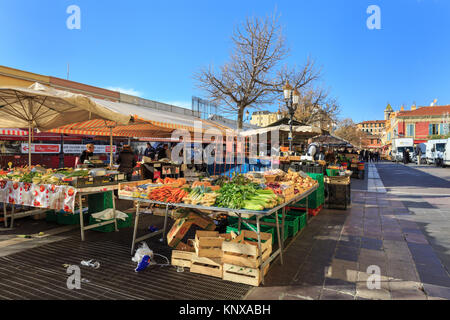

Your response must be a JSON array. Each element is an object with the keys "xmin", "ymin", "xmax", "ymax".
[{"xmin": 246, "ymin": 162, "xmax": 450, "ymax": 300}]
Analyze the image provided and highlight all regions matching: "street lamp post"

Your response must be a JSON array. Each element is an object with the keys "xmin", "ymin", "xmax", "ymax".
[{"xmin": 283, "ymin": 81, "xmax": 300, "ymax": 152}]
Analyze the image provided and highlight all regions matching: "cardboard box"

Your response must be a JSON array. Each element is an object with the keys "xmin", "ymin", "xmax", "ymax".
[{"xmin": 167, "ymin": 211, "xmax": 216, "ymax": 249}]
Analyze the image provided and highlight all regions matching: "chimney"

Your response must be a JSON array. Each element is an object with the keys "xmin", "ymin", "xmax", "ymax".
[
  {"xmin": 400, "ymin": 106, "xmax": 405, "ymax": 111},
  {"xmin": 411, "ymin": 104, "xmax": 416, "ymax": 111}
]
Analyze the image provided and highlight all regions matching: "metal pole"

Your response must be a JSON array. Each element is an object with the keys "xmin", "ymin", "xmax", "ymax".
[
  {"xmin": 109, "ymin": 127, "xmax": 113, "ymax": 168},
  {"xmin": 28, "ymin": 122, "xmax": 32, "ymax": 167}
]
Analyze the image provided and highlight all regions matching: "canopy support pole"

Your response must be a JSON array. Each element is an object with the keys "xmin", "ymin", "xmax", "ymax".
[
  {"xmin": 28, "ymin": 121, "xmax": 32, "ymax": 167},
  {"xmin": 109, "ymin": 127, "xmax": 113, "ymax": 168}
]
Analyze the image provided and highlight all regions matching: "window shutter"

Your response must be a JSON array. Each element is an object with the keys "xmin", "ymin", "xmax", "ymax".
[
  {"xmin": 439, "ymin": 123, "xmax": 444, "ymax": 135},
  {"xmin": 429, "ymin": 124, "xmax": 433, "ymax": 135}
]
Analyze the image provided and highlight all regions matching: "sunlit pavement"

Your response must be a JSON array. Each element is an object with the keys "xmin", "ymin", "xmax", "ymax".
[{"xmin": 246, "ymin": 162, "xmax": 450, "ymax": 300}]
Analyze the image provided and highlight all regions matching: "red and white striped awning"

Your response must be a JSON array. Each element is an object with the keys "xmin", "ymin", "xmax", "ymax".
[{"xmin": 0, "ymin": 128, "xmax": 29, "ymax": 136}]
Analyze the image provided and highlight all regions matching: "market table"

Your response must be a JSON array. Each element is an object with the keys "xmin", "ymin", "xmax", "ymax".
[
  {"xmin": 1, "ymin": 182, "xmax": 119, "ymax": 241},
  {"xmin": 119, "ymin": 184, "xmax": 318, "ymax": 285}
]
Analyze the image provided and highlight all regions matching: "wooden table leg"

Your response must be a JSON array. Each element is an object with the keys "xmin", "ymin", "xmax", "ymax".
[
  {"xmin": 112, "ymin": 191, "xmax": 118, "ymax": 232},
  {"xmin": 3, "ymin": 204, "xmax": 7, "ymax": 228},
  {"xmin": 79, "ymin": 193, "xmax": 85, "ymax": 241},
  {"xmin": 10, "ymin": 205, "xmax": 15, "ymax": 229},
  {"xmin": 256, "ymin": 216, "xmax": 265, "ymax": 285},
  {"xmin": 131, "ymin": 201, "xmax": 140, "ymax": 255},
  {"xmin": 275, "ymin": 210, "xmax": 284, "ymax": 265},
  {"xmin": 161, "ymin": 204, "xmax": 169, "ymax": 242}
]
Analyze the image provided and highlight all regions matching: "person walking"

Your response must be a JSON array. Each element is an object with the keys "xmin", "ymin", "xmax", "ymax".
[
  {"xmin": 402, "ymin": 148, "xmax": 409, "ymax": 165},
  {"xmin": 375, "ymin": 150, "xmax": 379, "ymax": 163},
  {"xmin": 415, "ymin": 144, "xmax": 422, "ymax": 165},
  {"xmin": 117, "ymin": 145, "xmax": 137, "ymax": 181}
]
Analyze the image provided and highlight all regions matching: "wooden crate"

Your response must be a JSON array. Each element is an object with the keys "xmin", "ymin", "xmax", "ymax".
[
  {"xmin": 325, "ymin": 176, "xmax": 350, "ymax": 185},
  {"xmin": 190, "ymin": 255, "xmax": 223, "ymax": 278},
  {"xmin": 222, "ymin": 230, "xmax": 272, "ymax": 268},
  {"xmin": 118, "ymin": 179, "xmax": 154, "ymax": 197},
  {"xmin": 222, "ymin": 263, "xmax": 270, "ymax": 286},
  {"xmin": 194, "ymin": 231, "xmax": 226, "ymax": 258},
  {"xmin": 171, "ymin": 250, "xmax": 195, "ymax": 268}
]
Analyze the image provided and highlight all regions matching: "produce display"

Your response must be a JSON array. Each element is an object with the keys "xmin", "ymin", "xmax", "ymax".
[
  {"xmin": 0, "ymin": 166, "xmax": 119, "ymax": 186},
  {"xmin": 147, "ymin": 185, "xmax": 189, "ymax": 203},
  {"xmin": 155, "ymin": 177, "xmax": 187, "ymax": 187},
  {"xmin": 118, "ymin": 170, "xmax": 317, "ymax": 211}
]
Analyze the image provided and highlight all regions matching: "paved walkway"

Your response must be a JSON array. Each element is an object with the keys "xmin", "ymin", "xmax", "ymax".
[{"xmin": 246, "ymin": 163, "xmax": 450, "ymax": 300}]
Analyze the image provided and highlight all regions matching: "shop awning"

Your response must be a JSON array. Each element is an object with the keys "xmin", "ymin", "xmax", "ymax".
[{"xmin": 0, "ymin": 128, "xmax": 28, "ymax": 136}]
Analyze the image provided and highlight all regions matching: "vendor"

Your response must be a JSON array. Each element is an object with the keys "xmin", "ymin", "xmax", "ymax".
[
  {"xmin": 117, "ymin": 145, "xmax": 137, "ymax": 181},
  {"xmin": 305, "ymin": 138, "xmax": 320, "ymax": 160},
  {"xmin": 79, "ymin": 144, "xmax": 95, "ymax": 164},
  {"xmin": 325, "ymin": 149, "xmax": 336, "ymax": 164}
]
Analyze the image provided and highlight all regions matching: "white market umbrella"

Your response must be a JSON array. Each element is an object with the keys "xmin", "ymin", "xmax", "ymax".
[{"xmin": 0, "ymin": 83, "xmax": 131, "ymax": 166}]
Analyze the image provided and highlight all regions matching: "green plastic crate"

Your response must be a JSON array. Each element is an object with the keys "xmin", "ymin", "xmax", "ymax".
[
  {"xmin": 226, "ymin": 223, "xmax": 277, "ymax": 244},
  {"xmin": 227, "ymin": 215, "xmax": 256, "ymax": 225},
  {"xmin": 307, "ymin": 173, "xmax": 324, "ymax": 188},
  {"xmin": 287, "ymin": 210, "xmax": 308, "ymax": 230},
  {"xmin": 264, "ymin": 213, "xmax": 299, "ymax": 237},
  {"xmin": 326, "ymin": 169, "xmax": 339, "ymax": 176},
  {"xmin": 293, "ymin": 186, "xmax": 324, "ymax": 209},
  {"xmin": 57, "ymin": 211, "xmax": 89, "ymax": 225},
  {"xmin": 45, "ymin": 210, "xmax": 58, "ymax": 222},
  {"xmin": 299, "ymin": 212, "xmax": 307, "ymax": 229},
  {"xmin": 88, "ymin": 191, "xmax": 113, "ymax": 214}
]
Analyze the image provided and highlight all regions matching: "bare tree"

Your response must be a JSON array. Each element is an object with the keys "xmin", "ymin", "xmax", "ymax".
[
  {"xmin": 272, "ymin": 61, "xmax": 339, "ymax": 128},
  {"xmin": 334, "ymin": 118, "xmax": 367, "ymax": 147},
  {"xmin": 294, "ymin": 88, "xmax": 340, "ymax": 130},
  {"xmin": 194, "ymin": 14, "xmax": 287, "ymax": 129}
]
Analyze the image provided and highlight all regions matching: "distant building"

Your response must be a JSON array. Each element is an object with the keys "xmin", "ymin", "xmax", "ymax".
[
  {"xmin": 383, "ymin": 104, "xmax": 450, "ymax": 154},
  {"xmin": 357, "ymin": 120, "xmax": 386, "ymax": 136},
  {"xmin": 250, "ymin": 111, "xmax": 282, "ymax": 127}
]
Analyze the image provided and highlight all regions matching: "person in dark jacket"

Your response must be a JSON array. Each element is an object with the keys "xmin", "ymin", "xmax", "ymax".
[
  {"xmin": 117, "ymin": 145, "xmax": 137, "ymax": 181},
  {"xmin": 143, "ymin": 143, "xmax": 155, "ymax": 160},
  {"xmin": 79, "ymin": 144, "xmax": 94, "ymax": 165}
]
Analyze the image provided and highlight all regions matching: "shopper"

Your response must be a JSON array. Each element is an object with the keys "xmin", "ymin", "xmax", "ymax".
[
  {"xmin": 117, "ymin": 145, "xmax": 137, "ymax": 181},
  {"xmin": 305, "ymin": 138, "xmax": 320, "ymax": 160},
  {"xmin": 403, "ymin": 149, "xmax": 409, "ymax": 164},
  {"xmin": 79, "ymin": 144, "xmax": 95, "ymax": 165},
  {"xmin": 415, "ymin": 144, "xmax": 422, "ymax": 165},
  {"xmin": 144, "ymin": 142, "xmax": 155, "ymax": 160}
]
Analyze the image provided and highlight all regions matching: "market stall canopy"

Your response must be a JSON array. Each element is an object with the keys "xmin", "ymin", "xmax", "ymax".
[
  {"xmin": 0, "ymin": 83, "xmax": 131, "ymax": 130},
  {"xmin": 89, "ymin": 98, "xmax": 228, "ymax": 135},
  {"xmin": 312, "ymin": 134, "xmax": 353, "ymax": 147},
  {"xmin": 239, "ymin": 124, "xmax": 322, "ymax": 137}
]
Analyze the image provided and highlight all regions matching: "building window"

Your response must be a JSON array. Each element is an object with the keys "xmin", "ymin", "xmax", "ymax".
[
  {"xmin": 429, "ymin": 124, "xmax": 439, "ymax": 135},
  {"xmin": 406, "ymin": 124, "xmax": 415, "ymax": 137}
]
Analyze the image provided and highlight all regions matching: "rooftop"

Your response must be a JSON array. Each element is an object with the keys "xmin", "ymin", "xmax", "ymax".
[{"xmin": 397, "ymin": 105, "xmax": 450, "ymax": 117}]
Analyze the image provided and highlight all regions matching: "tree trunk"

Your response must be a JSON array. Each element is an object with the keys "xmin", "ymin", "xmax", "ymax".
[{"xmin": 237, "ymin": 107, "xmax": 244, "ymax": 130}]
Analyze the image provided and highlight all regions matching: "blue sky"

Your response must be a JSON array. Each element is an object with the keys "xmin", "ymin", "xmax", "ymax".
[{"xmin": 0, "ymin": 0, "xmax": 449, "ymax": 123}]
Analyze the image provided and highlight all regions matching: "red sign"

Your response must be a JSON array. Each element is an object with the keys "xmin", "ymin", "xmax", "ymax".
[{"xmin": 21, "ymin": 144, "xmax": 61, "ymax": 154}]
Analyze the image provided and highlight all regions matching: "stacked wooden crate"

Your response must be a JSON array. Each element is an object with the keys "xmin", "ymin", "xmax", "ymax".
[
  {"xmin": 222, "ymin": 230, "xmax": 272, "ymax": 286},
  {"xmin": 170, "ymin": 230, "xmax": 273, "ymax": 286}
]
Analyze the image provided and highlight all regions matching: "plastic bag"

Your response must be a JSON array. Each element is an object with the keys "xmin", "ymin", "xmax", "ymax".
[
  {"xmin": 132, "ymin": 242, "xmax": 154, "ymax": 272},
  {"xmin": 91, "ymin": 208, "xmax": 128, "ymax": 221}
]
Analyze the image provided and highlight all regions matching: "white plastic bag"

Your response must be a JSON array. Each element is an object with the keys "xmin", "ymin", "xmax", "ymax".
[
  {"xmin": 132, "ymin": 242, "xmax": 154, "ymax": 263},
  {"xmin": 91, "ymin": 208, "xmax": 128, "ymax": 221}
]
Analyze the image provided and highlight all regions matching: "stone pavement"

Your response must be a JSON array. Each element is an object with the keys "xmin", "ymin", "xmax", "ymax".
[{"xmin": 245, "ymin": 163, "xmax": 450, "ymax": 300}]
